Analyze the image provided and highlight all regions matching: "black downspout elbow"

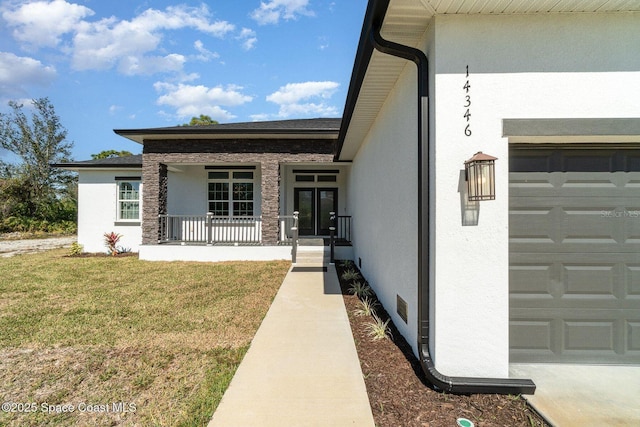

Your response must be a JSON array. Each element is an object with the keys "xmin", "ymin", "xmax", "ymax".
[{"xmin": 370, "ymin": 23, "xmax": 535, "ymax": 396}]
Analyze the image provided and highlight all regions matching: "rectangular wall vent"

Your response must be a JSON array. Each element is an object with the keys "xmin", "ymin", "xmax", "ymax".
[{"xmin": 397, "ymin": 295, "xmax": 408, "ymax": 324}]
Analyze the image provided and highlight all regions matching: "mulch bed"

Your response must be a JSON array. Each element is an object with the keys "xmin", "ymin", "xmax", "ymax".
[
  {"xmin": 66, "ymin": 252, "xmax": 138, "ymax": 258},
  {"xmin": 335, "ymin": 261, "xmax": 549, "ymax": 427}
]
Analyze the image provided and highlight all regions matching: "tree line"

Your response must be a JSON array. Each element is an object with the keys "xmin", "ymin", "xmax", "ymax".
[
  {"xmin": 0, "ymin": 98, "xmax": 76, "ymax": 234},
  {"xmin": 0, "ymin": 97, "xmax": 217, "ymax": 235}
]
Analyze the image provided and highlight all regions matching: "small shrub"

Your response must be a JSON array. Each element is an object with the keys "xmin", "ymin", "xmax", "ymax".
[
  {"xmin": 354, "ymin": 297, "xmax": 378, "ymax": 317},
  {"xmin": 365, "ymin": 313, "xmax": 392, "ymax": 341},
  {"xmin": 103, "ymin": 232, "xmax": 123, "ymax": 256},
  {"xmin": 69, "ymin": 242, "xmax": 83, "ymax": 256},
  {"xmin": 349, "ymin": 281, "xmax": 373, "ymax": 299},
  {"xmin": 341, "ymin": 268, "xmax": 361, "ymax": 282},
  {"xmin": 341, "ymin": 260, "xmax": 355, "ymax": 268},
  {"xmin": 117, "ymin": 246, "xmax": 132, "ymax": 254}
]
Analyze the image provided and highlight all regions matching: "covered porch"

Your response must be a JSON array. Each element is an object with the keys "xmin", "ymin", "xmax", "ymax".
[
  {"xmin": 144, "ymin": 160, "xmax": 352, "ymax": 248},
  {"xmin": 157, "ymin": 212, "xmax": 352, "ymax": 246}
]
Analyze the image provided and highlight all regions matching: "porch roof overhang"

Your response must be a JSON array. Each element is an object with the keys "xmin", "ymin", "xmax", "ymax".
[
  {"xmin": 52, "ymin": 154, "xmax": 142, "ymax": 170},
  {"xmin": 115, "ymin": 118, "xmax": 341, "ymax": 144},
  {"xmin": 336, "ymin": 0, "xmax": 640, "ymax": 161}
]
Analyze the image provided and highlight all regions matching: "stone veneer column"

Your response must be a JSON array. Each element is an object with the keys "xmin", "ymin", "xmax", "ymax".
[
  {"xmin": 157, "ymin": 163, "xmax": 168, "ymax": 243},
  {"xmin": 141, "ymin": 157, "xmax": 165, "ymax": 244},
  {"xmin": 261, "ymin": 159, "xmax": 280, "ymax": 245}
]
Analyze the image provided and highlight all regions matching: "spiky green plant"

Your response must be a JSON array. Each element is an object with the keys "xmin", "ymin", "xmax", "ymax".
[
  {"xmin": 349, "ymin": 281, "xmax": 373, "ymax": 299},
  {"xmin": 365, "ymin": 313, "xmax": 392, "ymax": 341},
  {"xmin": 354, "ymin": 297, "xmax": 378, "ymax": 317},
  {"xmin": 341, "ymin": 268, "xmax": 361, "ymax": 281}
]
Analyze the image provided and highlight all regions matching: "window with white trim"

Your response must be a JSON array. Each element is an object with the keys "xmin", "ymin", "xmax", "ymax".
[
  {"xmin": 207, "ymin": 170, "xmax": 255, "ymax": 217},
  {"xmin": 117, "ymin": 181, "xmax": 140, "ymax": 220}
]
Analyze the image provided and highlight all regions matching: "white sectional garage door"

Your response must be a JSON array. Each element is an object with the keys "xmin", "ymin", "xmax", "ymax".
[{"xmin": 509, "ymin": 147, "xmax": 640, "ymax": 363}]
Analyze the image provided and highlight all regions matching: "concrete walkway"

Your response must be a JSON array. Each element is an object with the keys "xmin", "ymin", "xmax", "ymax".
[
  {"xmin": 510, "ymin": 364, "xmax": 640, "ymax": 426},
  {"xmin": 208, "ymin": 247, "xmax": 375, "ymax": 426}
]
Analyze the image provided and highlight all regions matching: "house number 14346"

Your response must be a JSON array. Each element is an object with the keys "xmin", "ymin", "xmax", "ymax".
[{"xmin": 463, "ymin": 65, "xmax": 471, "ymax": 136}]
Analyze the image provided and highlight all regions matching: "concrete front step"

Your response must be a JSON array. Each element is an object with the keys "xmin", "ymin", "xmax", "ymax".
[{"xmin": 295, "ymin": 247, "xmax": 329, "ymax": 265}]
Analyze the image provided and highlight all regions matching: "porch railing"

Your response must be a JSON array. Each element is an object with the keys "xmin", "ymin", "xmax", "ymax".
[
  {"xmin": 336, "ymin": 215, "xmax": 352, "ymax": 243},
  {"xmin": 157, "ymin": 213, "xmax": 350, "ymax": 245},
  {"xmin": 278, "ymin": 215, "xmax": 298, "ymax": 245},
  {"xmin": 159, "ymin": 214, "xmax": 262, "ymax": 245}
]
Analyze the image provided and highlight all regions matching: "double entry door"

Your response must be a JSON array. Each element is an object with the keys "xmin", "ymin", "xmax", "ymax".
[{"xmin": 294, "ymin": 188, "xmax": 337, "ymax": 236}]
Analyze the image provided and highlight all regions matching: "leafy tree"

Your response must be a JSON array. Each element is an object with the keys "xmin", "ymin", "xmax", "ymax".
[
  {"xmin": 183, "ymin": 115, "xmax": 219, "ymax": 126},
  {"xmin": 0, "ymin": 97, "xmax": 75, "ymax": 222},
  {"xmin": 91, "ymin": 149, "xmax": 134, "ymax": 159}
]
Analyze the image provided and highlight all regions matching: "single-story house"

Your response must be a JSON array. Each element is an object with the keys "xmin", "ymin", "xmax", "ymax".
[
  {"xmin": 57, "ymin": 0, "xmax": 640, "ymax": 394},
  {"xmin": 59, "ymin": 118, "xmax": 352, "ymax": 261}
]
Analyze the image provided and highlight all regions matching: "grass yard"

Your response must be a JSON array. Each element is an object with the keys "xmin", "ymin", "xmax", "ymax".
[{"xmin": 0, "ymin": 249, "xmax": 290, "ymax": 426}]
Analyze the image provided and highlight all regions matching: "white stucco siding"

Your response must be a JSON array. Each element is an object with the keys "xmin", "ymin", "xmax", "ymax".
[
  {"xmin": 167, "ymin": 166, "xmax": 207, "ymax": 215},
  {"xmin": 349, "ymin": 59, "xmax": 420, "ymax": 358},
  {"xmin": 77, "ymin": 170, "xmax": 142, "ymax": 253},
  {"xmin": 430, "ymin": 13, "xmax": 640, "ymax": 377}
]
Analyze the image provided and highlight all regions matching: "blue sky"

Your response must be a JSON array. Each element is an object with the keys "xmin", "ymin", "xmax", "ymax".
[{"xmin": 0, "ymin": 0, "xmax": 367, "ymax": 160}]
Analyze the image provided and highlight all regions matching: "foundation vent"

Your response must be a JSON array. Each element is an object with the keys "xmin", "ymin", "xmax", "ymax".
[{"xmin": 397, "ymin": 295, "xmax": 408, "ymax": 324}]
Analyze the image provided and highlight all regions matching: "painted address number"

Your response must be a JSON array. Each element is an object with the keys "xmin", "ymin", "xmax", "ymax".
[{"xmin": 463, "ymin": 65, "xmax": 471, "ymax": 136}]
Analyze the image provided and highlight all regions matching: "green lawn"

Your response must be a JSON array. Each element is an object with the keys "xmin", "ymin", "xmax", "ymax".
[{"xmin": 0, "ymin": 249, "xmax": 290, "ymax": 426}]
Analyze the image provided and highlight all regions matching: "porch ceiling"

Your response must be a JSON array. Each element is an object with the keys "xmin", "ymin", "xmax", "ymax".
[{"xmin": 337, "ymin": 0, "xmax": 640, "ymax": 161}]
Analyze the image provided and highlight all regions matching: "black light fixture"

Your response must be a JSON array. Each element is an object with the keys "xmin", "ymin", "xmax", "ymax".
[{"xmin": 464, "ymin": 152, "xmax": 497, "ymax": 201}]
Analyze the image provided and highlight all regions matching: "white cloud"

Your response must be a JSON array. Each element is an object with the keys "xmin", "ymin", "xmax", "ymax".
[
  {"xmin": 276, "ymin": 102, "xmax": 339, "ymax": 117},
  {"xmin": 266, "ymin": 81, "xmax": 339, "ymax": 117},
  {"xmin": 154, "ymin": 82, "xmax": 253, "ymax": 121},
  {"xmin": 0, "ymin": 52, "xmax": 56, "ymax": 96},
  {"xmin": 193, "ymin": 40, "xmax": 220, "ymax": 62},
  {"xmin": 238, "ymin": 28, "xmax": 257, "ymax": 50},
  {"xmin": 71, "ymin": 5, "xmax": 234, "ymax": 74},
  {"xmin": 318, "ymin": 36, "xmax": 329, "ymax": 50},
  {"xmin": 2, "ymin": 0, "xmax": 93, "ymax": 48},
  {"xmin": 251, "ymin": 0, "xmax": 314, "ymax": 25},
  {"xmin": 2, "ymin": 1, "xmax": 235, "ymax": 76},
  {"xmin": 250, "ymin": 113, "xmax": 270, "ymax": 122},
  {"xmin": 118, "ymin": 54, "xmax": 186, "ymax": 76},
  {"xmin": 267, "ymin": 81, "xmax": 339, "ymax": 104}
]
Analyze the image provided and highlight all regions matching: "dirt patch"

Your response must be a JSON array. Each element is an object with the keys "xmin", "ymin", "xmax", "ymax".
[{"xmin": 335, "ymin": 261, "xmax": 549, "ymax": 427}]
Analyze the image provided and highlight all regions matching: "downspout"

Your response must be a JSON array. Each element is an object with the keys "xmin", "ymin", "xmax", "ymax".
[{"xmin": 370, "ymin": 13, "xmax": 535, "ymax": 395}]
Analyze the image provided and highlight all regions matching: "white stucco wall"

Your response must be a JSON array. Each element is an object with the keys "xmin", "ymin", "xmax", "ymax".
[
  {"xmin": 348, "ymin": 56, "xmax": 421, "ymax": 360},
  {"xmin": 77, "ymin": 170, "xmax": 143, "ymax": 253},
  {"xmin": 430, "ymin": 12, "xmax": 640, "ymax": 378},
  {"xmin": 348, "ymin": 11, "xmax": 640, "ymax": 378}
]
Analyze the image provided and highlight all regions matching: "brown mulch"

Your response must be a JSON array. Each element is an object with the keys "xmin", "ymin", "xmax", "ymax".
[
  {"xmin": 335, "ymin": 261, "xmax": 549, "ymax": 427},
  {"xmin": 66, "ymin": 252, "xmax": 138, "ymax": 258}
]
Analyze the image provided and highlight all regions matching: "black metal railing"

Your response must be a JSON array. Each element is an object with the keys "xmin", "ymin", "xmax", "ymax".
[{"xmin": 336, "ymin": 215, "xmax": 352, "ymax": 243}]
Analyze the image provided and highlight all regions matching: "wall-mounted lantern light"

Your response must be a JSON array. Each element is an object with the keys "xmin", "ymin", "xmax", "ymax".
[{"xmin": 464, "ymin": 152, "xmax": 497, "ymax": 201}]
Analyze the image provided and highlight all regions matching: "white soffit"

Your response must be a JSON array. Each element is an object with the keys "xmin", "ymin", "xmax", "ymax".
[{"xmin": 340, "ymin": 0, "xmax": 640, "ymax": 160}]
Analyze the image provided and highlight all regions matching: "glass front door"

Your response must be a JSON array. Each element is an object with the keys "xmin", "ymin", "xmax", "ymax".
[{"xmin": 294, "ymin": 188, "xmax": 337, "ymax": 236}]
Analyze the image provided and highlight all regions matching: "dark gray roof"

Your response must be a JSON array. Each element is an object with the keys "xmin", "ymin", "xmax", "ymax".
[
  {"xmin": 53, "ymin": 154, "xmax": 142, "ymax": 169},
  {"xmin": 115, "ymin": 117, "xmax": 342, "ymax": 138}
]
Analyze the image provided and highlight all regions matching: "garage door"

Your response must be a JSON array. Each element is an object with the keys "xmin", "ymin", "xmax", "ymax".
[{"xmin": 509, "ymin": 147, "xmax": 640, "ymax": 363}]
